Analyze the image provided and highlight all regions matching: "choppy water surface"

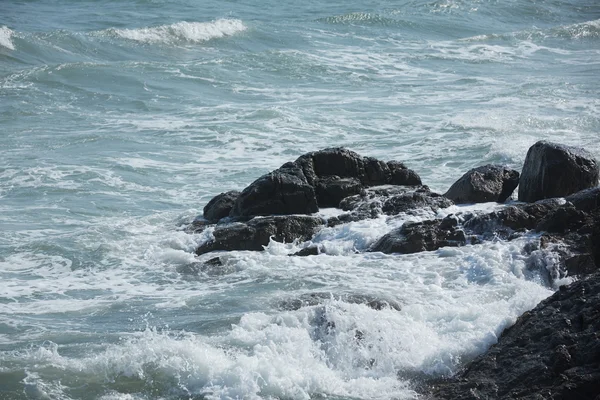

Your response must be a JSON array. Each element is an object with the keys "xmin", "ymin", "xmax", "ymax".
[{"xmin": 1, "ymin": 0, "xmax": 599, "ymax": 398}]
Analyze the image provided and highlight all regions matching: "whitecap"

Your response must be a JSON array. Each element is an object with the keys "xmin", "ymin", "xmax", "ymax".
[
  {"xmin": 0, "ymin": 26, "xmax": 15, "ymax": 50},
  {"xmin": 104, "ymin": 19, "xmax": 246, "ymax": 45}
]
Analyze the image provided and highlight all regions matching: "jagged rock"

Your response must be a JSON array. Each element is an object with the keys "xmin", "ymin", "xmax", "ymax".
[
  {"xmin": 196, "ymin": 215, "xmax": 323, "ymax": 255},
  {"xmin": 230, "ymin": 162, "xmax": 318, "ymax": 217},
  {"xmin": 427, "ymin": 273, "xmax": 600, "ymax": 400},
  {"xmin": 277, "ymin": 292, "xmax": 402, "ymax": 311},
  {"xmin": 334, "ymin": 186, "xmax": 450, "ymax": 224},
  {"xmin": 314, "ymin": 176, "xmax": 363, "ymax": 207},
  {"xmin": 382, "ymin": 191, "xmax": 454, "ymax": 215},
  {"xmin": 518, "ymin": 141, "xmax": 599, "ymax": 203},
  {"xmin": 203, "ymin": 190, "xmax": 240, "ymax": 222},
  {"xmin": 463, "ymin": 199, "xmax": 564, "ymax": 238},
  {"xmin": 444, "ymin": 164, "xmax": 520, "ymax": 204},
  {"xmin": 388, "ymin": 161, "xmax": 422, "ymax": 186},
  {"xmin": 369, "ymin": 215, "xmax": 469, "ymax": 254},
  {"xmin": 364, "ymin": 157, "xmax": 392, "ymax": 185}
]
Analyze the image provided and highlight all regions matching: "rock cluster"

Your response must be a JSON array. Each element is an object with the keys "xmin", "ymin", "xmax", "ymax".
[{"xmin": 186, "ymin": 140, "xmax": 599, "ymax": 399}]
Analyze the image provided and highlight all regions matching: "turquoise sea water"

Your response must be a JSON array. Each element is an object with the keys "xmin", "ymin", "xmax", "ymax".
[{"xmin": 1, "ymin": 1, "xmax": 599, "ymax": 398}]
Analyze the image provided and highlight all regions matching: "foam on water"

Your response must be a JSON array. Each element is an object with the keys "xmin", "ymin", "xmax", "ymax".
[
  {"xmin": 3, "ymin": 233, "xmax": 555, "ymax": 399},
  {"xmin": 0, "ymin": 26, "xmax": 15, "ymax": 50},
  {"xmin": 104, "ymin": 19, "xmax": 247, "ymax": 45}
]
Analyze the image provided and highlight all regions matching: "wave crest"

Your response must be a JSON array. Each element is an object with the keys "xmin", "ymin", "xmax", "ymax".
[
  {"xmin": 105, "ymin": 19, "xmax": 246, "ymax": 44},
  {"xmin": 0, "ymin": 26, "xmax": 15, "ymax": 50}
]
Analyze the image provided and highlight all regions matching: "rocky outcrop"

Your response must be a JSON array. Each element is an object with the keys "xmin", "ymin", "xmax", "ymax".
[
  {"xmin": 203, "ymin": 190, "xmax": 240, "ymax": 222},
  {"xmin": 444, "ymin": 164, "xmax": 519, "ymax": 204},
  {"xmin": 202, "ymin": 148, "xmax": 424, "ymax": 222},
  {"xmin": 518, "ymin": 141, "xmax": 599, "ymax": 203},
  {"xmin": 369, "ymin": 215, "xmax": 470, "ymax": 254},
  {"xmin": 195, "ymin": 215, "xmax": 324, "ymax": 255},
  {"xmin": 427, "ymin": 273, "xmax": 600, "ymax": 400}
]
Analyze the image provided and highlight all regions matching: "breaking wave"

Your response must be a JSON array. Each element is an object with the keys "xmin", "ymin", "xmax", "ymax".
[
  {"xmin": 103, "ymin": 19, "xmax": 247, "ymax": 44},
  {"xmin": 0, "ymin": 26, "xmax": 15, "ymax": 50}
]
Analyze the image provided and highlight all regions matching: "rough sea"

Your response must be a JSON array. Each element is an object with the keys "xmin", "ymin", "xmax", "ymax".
[{"xmin": 1, "ymin": 0, "xmax": 599, "ymax": 399}]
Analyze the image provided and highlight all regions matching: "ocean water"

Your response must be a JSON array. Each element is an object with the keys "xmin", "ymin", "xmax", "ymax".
[{"xmin": 1, "ymin": 0, "xmax": 599, "ymax": 399}]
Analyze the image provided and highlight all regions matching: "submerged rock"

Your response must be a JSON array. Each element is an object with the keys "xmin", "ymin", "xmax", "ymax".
[
  {"xmin": 444, "ymin": 164, "xmax": 519, "ymax": 204},
  {"xmin": 369, "ymin": 215, "xmax": 469, "ymax": 254},
  {"xmin": 427, "ymin": 273, "xmax": 600, "ymax": 400},
  {"xmin": 196, "ymin": 215, "xmax": 324, "ymax": 255},
  {"xmin": 277, "ymin": 292, "xmax": 402, "ymax": 311},
  {"xmin": 518, "ymin": 141, "xmax": 599, "ymax": 203}
]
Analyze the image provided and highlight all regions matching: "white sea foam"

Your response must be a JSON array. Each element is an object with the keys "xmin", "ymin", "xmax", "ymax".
[
  {"xmin": 6, "ymin": 234, "xmax": 554, "ymax": 399},
  {"xmin": 106, "ymin": 19, "xmax": 246, "ymax": 44},
  {"xmin": 0, "ymin": 26, "xmax": 15, "ymax": 50}
]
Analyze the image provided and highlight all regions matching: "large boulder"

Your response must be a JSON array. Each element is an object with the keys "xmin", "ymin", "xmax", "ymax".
[
  {"xmin": 203, "ymin": 190, "xmax": 240, "ymax": 222},
  {"xmin": 196, "ymin": 215, "xmax": 323, "ymax": 255},
  {"xmin": 444, "ymin": 164, "xmax": 519, "ymax": 204},
  {"xmin": 518, "ymin": 141, "xmax": 599, "ymax": 203},
  {"xmin": 427, "ymin": 273, "xmax": 600, "ymax": 400},
  {"xmin": 369, "ymin": 215, "xmax": 468, "ymax": 254},
  {"xmin": 230, "ymin": 162, "xmax": 318, "ymax": 217}
]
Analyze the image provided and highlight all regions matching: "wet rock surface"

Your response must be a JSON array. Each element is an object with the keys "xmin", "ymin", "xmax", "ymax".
[
  {"xmin": 277, "ymin": 292, "xmax": 402, "ymax": 312},
  {"xmin": 427, "ymin": 272, "xmax": 600, "ymax": 400},
  {"xmin": 369, "ymin": 215, "xmax": 470, "ymax": 254},
  {"xmin": 203, "ymin": 190, "xmax": 240, "ymax": 222},
  {"xmin": 195, "ymin": 215, "xmax": 324, "ymax": 255},
  {"xmin": 444, "ymin": 164, "xmax": 520, "ymax": 204},
  {"xmin": 518, "ymin": 141, "xmax": 599, "ymax": 203},
  {"xmin": 230, "ymin": 162, "xmax": 318, "ymax": 217}
]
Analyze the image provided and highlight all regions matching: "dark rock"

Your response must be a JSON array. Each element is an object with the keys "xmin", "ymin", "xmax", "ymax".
[
  {"xmin": 427, "ymin": 273, "xmax": 600, "ymax": 400},
  {"xmin": 463, "ymin": 199, "xmax": 564, "ymax": 238},
  {"xmin": 364, "ymin": 157, "xmax": 392, "ymax": 185},
  {"xmin": 369, "ymin": 215, "xmax": 469, "ymax": 254},
  {"xmin": 186, "ymin": 217, "xmax": 213, "ymax": 234},
  {"xmin": 291, "ymin": 246, "xmax": 321, "ymax": 256},
  {"xmin": 230, "ymin": 162, "xmax": 318, "ymax": 217},
  {"xmin": 314, "ymin": 176, "xmax": 363, "ymax": 208},
  {"xmin": 382, "ymin": 192, "xmax": 454, "ymax": 216},
  {"xmin": 518, "ymin": 141, "xmax": 599, "ymax": 203},
  {"xmin": 388, "ymin": 161, "xmax": 422, "ymax": 186},
  {"xmin": 203, "ymin": 190, "xmax": 240, "ymax": 222},
  {"xmin": 277, "ymin": 292, "xmax": 402, "ymax": 311},
  {"xmin": 196, "ymin": 215, "xmax": 323, "ymax": 255},
  {"xmin": 566, "ymin": 187, "xmax": 600, "ymax": 212},
  {"xmin": 331, "ymin": 186, "xmax": 447, "ymax": 225},
  {"xmin": 295, "ymin": 148, "xmax": 366, "ymax": 186},
  {"xmin": 176, "ymin": 257, "xmax": 236, "ymax": 277},
  {"xmin": 444, "ymin": 164, "xmax": 520, "ymax": 204},
  {"xmin": 295, "ymin": 147, "xmax": 422, "ymax": 187}
]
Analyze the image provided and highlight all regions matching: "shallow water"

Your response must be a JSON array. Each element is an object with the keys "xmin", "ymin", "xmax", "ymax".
[{"xmin": 1, "ymin": 0, "xmax": 599, "ymax": 398}]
